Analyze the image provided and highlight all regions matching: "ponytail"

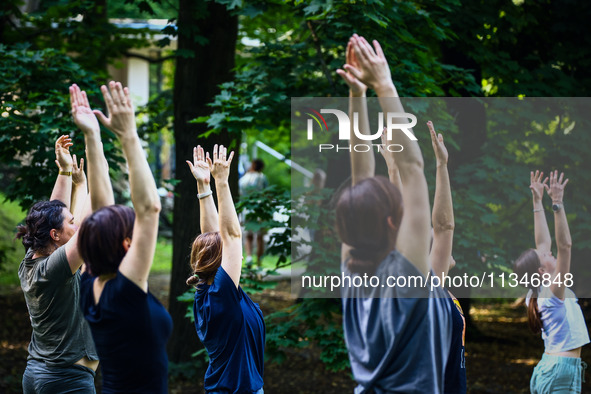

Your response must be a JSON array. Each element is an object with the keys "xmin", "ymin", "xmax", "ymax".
[
  {"xmin": 527, "ymin": 289, "xmax": 543, "ymax": 334},
  {"xmin": 347, "ymin": 247, "xmax": 384, "ymax": 275}
]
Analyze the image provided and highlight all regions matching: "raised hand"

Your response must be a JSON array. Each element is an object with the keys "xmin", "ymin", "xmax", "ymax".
[
  {"xmin": 344, "ymin": 34, "xmax": 393, "ymax": 92},
  {"xmin": 72, "ymin": 154, "xmax": 86, "ymax": 186},
  {"xmin": 93, "ymin": 81, "xmax": 136, "ymax": 138},
  {"xmin": 427, "ymin": 121, "xmax": 448, "ymax": 166},
  {"xmin": 336, "ymin": 39, "xmax": 367, "ymax": 96},
  {"xmin": 379, "ymin": 128, "xmax": 397, "ymax": 170},
  {"xmin": 545, "ymin": 170, "xmax": 569, "ymax": 203},
  {"xmin": 529, "ymin": 170, "xmax": 547, "ymax": 202},
  {"xmin": 186, "ymin": 145, "xmax": 211, "ymax": 184},
  {"xmin": 208, "ymin": 144, "xmax": 234, "ymax": 183},
  {"xmin": 54, "ymin": 134, "xmax": 73, "ymax": 171},
  {"xmin": 70, "ymin": 84, "xmax": 100, "ymax": 134}
]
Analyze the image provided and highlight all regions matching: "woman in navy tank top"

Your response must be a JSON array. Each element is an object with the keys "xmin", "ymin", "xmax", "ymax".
[{"xmin": 77, "ymin": 81, "xmax": 172, "ymax": 393}]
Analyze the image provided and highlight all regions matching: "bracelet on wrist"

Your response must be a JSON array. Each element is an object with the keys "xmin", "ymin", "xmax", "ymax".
[
  {"xmin": 533, "ymin": 208, "xmax": 543, "ymax": 213},
  {"xmin": 59, "ymin": 171, "xmax": 72, "ymax": 176},
  {"xmin": 197, "ymin": 190, "xmax": 213, "ymax": 200}
]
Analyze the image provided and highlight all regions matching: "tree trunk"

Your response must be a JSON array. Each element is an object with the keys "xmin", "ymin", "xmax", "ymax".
[{"xmin": 168, "ymin": 0, "xmax": 238, "ymax": 364}]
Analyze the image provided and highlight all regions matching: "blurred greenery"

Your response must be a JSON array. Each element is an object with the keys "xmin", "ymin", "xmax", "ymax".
[{"xmin": 0, "ymin": 196, "xmax": 26, "ymax": 286}]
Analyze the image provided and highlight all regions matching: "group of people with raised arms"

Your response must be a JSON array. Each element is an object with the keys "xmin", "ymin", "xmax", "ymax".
[
  {"xmin": 16, "ymin": 80, "xmax": 264, "ymax": 393},
  {"xmin": 14, "ymin": 33, "xmax": 587, "ymax": 394}
]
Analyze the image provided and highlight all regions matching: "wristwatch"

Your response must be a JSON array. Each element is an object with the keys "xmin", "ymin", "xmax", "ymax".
[{"xmin": 552, "ymin": 202, "xmax": 562, "ymax": 212}]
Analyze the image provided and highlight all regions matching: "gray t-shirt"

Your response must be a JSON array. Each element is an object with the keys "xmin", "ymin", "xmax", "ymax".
[
  {"xmin": 18, "ymin": 245, "xmax": 98, "ymax": 367},
  {"xmin": 341, "ymin": 250, "xmax": 452, "ymax": 394}
]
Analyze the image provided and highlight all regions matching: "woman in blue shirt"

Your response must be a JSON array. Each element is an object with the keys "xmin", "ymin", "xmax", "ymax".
[
  {"xmin": 77, "ymin": 81, "xmax": 172, "ymax": 393},
  {"xmin": 514, "ymin": 170, "xmax": 588, "ymax": 393},
  {"xmin": 186, "ymin": 144, "xmax": 265, "ymax": 394}
]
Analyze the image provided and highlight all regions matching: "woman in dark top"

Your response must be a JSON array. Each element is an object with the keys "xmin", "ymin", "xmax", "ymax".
[
  {"xmin": 16, "ymin": 90, "xmax": 108, "ymax": 393},
  {"xmin": 186, "ymin": 144, "xmax": 265, "ymax": 394},
  {"xmin": 77, "ymin": 81, "xmax": 172, "ymax": 393}
]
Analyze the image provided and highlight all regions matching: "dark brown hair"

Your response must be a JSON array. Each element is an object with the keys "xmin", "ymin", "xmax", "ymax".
[
  {"xmin": 78, "ymin": 205, "xmax": 135, "ymax": 276},
  {"xmin": 186, "ymin": 232, "xmax": 223, "ymax": 287},
  {"xmin": 513, "ymin": 248, "xmax": 543, "ymax": 334},
  {"xmin": 16, "ymin": 200, "xmax": 66, "ymax": 253},
  {"xmin": 249, "ymin": 159, "xmax": 265, "ymax": 172},
  {"xmin": 336, "ymin": 176, "xmax": 403, "ymax": 274}
]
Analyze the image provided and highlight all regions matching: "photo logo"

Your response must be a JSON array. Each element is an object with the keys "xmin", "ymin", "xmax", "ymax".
[{"xmin": 304, "ymin": 108, "xmax": 417, "ymax": 152}]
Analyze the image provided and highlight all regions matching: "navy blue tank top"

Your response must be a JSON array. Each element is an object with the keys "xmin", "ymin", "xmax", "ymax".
[{"xmin": 80, "ymin": 271, "xmax": 172, "ymax": 393}]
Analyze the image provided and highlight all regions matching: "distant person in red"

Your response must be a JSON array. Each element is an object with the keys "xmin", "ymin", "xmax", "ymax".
[{"xmin": 239, "ymin": 158, "xmax": 269, "ymax": 266}]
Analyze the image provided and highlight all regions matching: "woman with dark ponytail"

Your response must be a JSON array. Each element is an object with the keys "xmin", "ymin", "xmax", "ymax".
[
  {"xmin": 17, "ymin": 127, "xmax": 102, "ymax": 392},
  {"xmin": 186, "ymin": 144, "xmax": 265, "ymax": 393},
  {"xmin": 514, "ymin": 170, "xmax": 588, "ymax": 393}
]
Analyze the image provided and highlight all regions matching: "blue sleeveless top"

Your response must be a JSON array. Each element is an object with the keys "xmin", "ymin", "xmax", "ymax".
[
  {"xmin": 194, "ymin": 266, "xmax": 265, "ymax": 394},
  {"xmin": 80, "ymin": 271, "xmax": 172, "ymax": 393},
  {"xmin": 341, "ymin": 251, "xmax": 452, "ymax": 394}
]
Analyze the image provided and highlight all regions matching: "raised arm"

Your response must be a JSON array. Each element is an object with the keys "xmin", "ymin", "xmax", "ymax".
[
  {"xmin": 70, "ymin": 84, "xmax": 114, "ymax": 211},
  {"xmin": 50, "ymin": 135, "xmax": 73, "ymax": 208},
  {"xmin": 348, "ymin": 35, "xmax": 431, "ymax": 276},
  {"xmin": 379, "ymin": 131, "xmax": 403, "ymax": 192},
  {"xmin": 187, "ymin": 145, "xmax": 219, "ymax": 233},
  {"xmin": 70, "ymin": 154, "xmax": 88, "ymax": 227},
  {"xmin": 95, "ymin": 82, "xmax": 161, "ymax": 291},
  {"xmin": 546, "ymin": 171, "xmax": 571, "ymax": 299},
  {"xmin": 337, "ymin": 38, "xmax": 374, "ymax": 185},
  {"xmin": 428, "ymin": 122, "xmax": 454, "ymax": 278},
  {"xmin": 530, "ymin": 170, "xmax": 551, "ymax": 253},
  {"xmin": 209, "ymin": 145, "xmax": 242, "ymax": 287}
]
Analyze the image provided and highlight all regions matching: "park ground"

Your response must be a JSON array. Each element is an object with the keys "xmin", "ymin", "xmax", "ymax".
[{"xmin": 1, "ymin": 272, "xmax": 591, "ymax": 393}]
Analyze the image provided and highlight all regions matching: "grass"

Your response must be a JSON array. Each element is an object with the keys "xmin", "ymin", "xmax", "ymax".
[
  {"xmin": 0, "ymin": 196, "xmax": 27, "ymax": 287},
  {"xmin": 152, "ymin": 237, "xmax": 173, "ymax": 274}
]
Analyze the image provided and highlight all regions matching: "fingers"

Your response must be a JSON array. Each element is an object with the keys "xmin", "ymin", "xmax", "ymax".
[
  {"xmin": 93, "ymin": 110, "xmax": 109, "ymax": 126},
  {"xmin": 186, "ymin": 160, "xmax": 194, "ymax": 171},
  {"xmin": 81, "ymin": 91, "xmax": 90, "ymax": 109},
  {"xmin": 72, "ymin": 154, "xmax": 78, "ymax": 170},
  {"xmin": 193, "ymin": 146, "xmax": 198, "ymax": 164},
  {"xmin": 373, "ymin": 39, "xmax": 385, "ymax": 59},
  {"xmin": 227, "ymin": 151, "xmax": 235, "ymax": 164},
  {"xmin": 562, "ymin": 178, "xmax": 569, "ymax": 188},
  {"xmin": 213, "ymin": 144, "xmax": 218, "ymax": 161},
  {"xmin": 356, "ymin": 35, "xmax": 376, "ymax": 60},
  {"xmin": 336, "ymin": 69, "xmax": 355, "ymax": 86},
  {"xmin": 109, "ymin": 81, "xmax": 123, "ymax": 106},
  {"xmin": 123, "ymin": 87, "xmax": 132, "ymax": 109},
  {"xmin": 558, "ymin": 171, "xmax": 564, "ymax": 184},
  {"xmin": 76, "ymin": 86, "xmax": 85, "ymax": 109},
  {"xmin": 69, "ymin": 85, "xmax": 77, "ymax": 112},
  {"xmin": 343, "ymin": 64, "xmax": 363, "ymax": 81},
  {"xmin": 100, "ymin": 84, "xmax": 114, "ymax": 113},
  {"xmin": 427, "ymin": 120, "xmax": 436, "ymax": 136},
  {"xmin": 198, "ymin": 145, "xmax": 204, "ymax": 162},
  {"xmin": 345, "ymin": 41, "xmax": 352, "ymax": 65},
  {"xmin": 79, "ymin": 157, "xmax": 84, "ymax": 171}
]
